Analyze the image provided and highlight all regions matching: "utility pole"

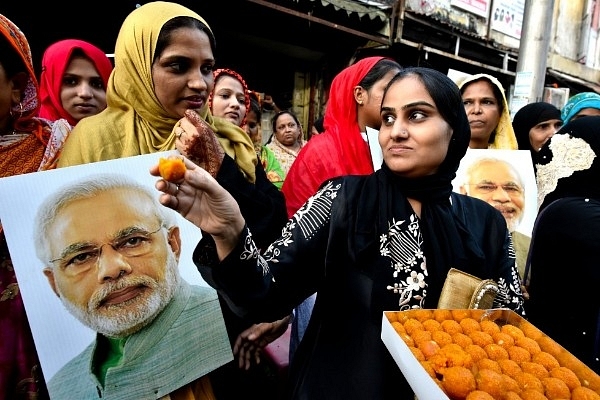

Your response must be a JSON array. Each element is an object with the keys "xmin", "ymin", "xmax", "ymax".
[{"xmin": 515, "ymin": 0, "xmax": 555, "ymax": 103}]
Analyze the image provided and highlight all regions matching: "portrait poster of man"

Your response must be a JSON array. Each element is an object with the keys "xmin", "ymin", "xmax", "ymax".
[
  {"xmin": 0, "ymin": 152, "xmax": 233, "ymax": 399},
  {"xmin": 452, "ymin": 149, "xmax": 537, "ymax": 237}
]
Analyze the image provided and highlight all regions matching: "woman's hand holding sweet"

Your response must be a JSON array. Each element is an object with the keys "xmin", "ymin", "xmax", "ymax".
[{"xmin": 150, "ymin": 156, "xmax": 244, "ymax": 259}]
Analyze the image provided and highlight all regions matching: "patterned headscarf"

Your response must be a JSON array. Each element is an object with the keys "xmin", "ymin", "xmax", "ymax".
[
  {"xmin": 457, "ymin": 73, "xmax": 518, "ymax": 150},
  {"xmin": 560, "ymin": 92, "xmax": 600, "ymax": 124},
  {"xmin": 0, "ymin": 14, "xmax": 44, "ymax": 139},
  {"xmin": 208, "ymin": 68, "xmax": 250, "ymax": 127},
  {"xmin": 536, "ymin": 116, "xmax": 600, "ymax": 211},
  {"xmin": 39, "ymin": 39, "xmax": 113, "ymax": 126}
]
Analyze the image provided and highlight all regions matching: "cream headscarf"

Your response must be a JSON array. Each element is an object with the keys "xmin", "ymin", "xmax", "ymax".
[
  {"xmin": 57, "ymin": 1, "xmax": 256, "ymax": 182},
  {"xmin": 457, "ymin": 73, "xmax": 517, "ymax": 150}
]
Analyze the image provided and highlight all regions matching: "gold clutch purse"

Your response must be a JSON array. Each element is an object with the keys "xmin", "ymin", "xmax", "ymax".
[{"xmin": 437, "ymin": 268, "xmax": 499, "ymax": 309}]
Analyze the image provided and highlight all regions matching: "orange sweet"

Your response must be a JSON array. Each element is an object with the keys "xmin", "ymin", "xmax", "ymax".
[
  {"xmin": 542, "ymin": 376, "xmax": 571, "ymax": 399},
  {"xmin": 412, "ymin": 330, "xmax": 433, "ymax": 347},
  {"xmin": 451, "ymin": 309, "xmax": 471, "ymax": 322},
  {"xmin": 452, "ymin": 332, "xmax": 474, "ymax": 348},
  {"xmin": 464, "ymin": 344, "xmax": 488, "ymax": 363},
  {"xmin": 413, "ymin": 309, "xmax": 433, "ymax": 322},
  {"xmin": 390, "ymin": 310, "xmax": 598, "ymax": 400},
  {"xmin": 391, "ymin": 321, "xmax": 405, "ymax": 334},
  {"xmin": 479, "ymin": 320, "xmax": 501, "ymax": 336},
  {"xmin": 477, "ymin": 358, "xmax": 502, "ymax": 374},
  {"xmin": 466, "ymin": 390, "xmax": 495, "ymax": 400},
  {"xmin": 503, "ymin": 392, "xmax": 523, "ymax": 400},
  {"xmin": 516, "ymin": 336, "xmax": 542, "ymax": 356},
  {"xmin": 501, "ymin": 324, "xmax": 525, "ymax": 340},
  {"xmin": 492, "ymin": 331, "xmax": 515, "ymax": 350},
  {"xmin": 403, "ymin": 318, "xmax": 424, "ymax": 335},
  {"xmin": 432, "ymin": 330, "xmax": 453, "ymax": 347},
  {"xmin": 533, "ymin": 351, "xmax": 560, "ymax": 371},
  {"xmin": 572, "ymin": 386, "xmax": 600, "ymax": 400},
  {"xmin": 475, "ymin": 368, "xmax": 505, "ymax": 398},
  {"xmin": 521, "ymin": 361, "xmax": 550, "ymax": 380},
  {"xmin": 521, "ymin": 389, "xmax": 549, "ymax": 400},
  {"xmin": 433, "ymin": 309, "xmax": 454, "ymax": 323},
  {"xmin": 514, "ymin": 371, "xmax": 544, "ymax": 393},
  {"xmin": 422, "ymin": 319, "xmax": 442, "ymax": 333},
  {"xmin": 409, "ymin": 346, "xmax": 425, "ymax": 362},
  {"xmin": 497, "ymin": 359, "xmax": 522, "ymax": 378},
  {"xmin": 470, "ymin": 331, "xmax": 494, "ymax": 347},
  {"xmin": 158, "ymin": 156, "xmax": 186, "ymax": 182},
  {"xmin": 460, "ymin": 318, "xmax": 482, "ymax": 335},
  {"xmin": 484, "ymin": 343, "xmax": 509, "ymax": 361},
  {"xmin": 442, "ymin": 319, "xmax": 463, "ymax": 335},
  {"xmin": 508, "ymin": 345, "xmax": 532, "ymax": 364},
  {"xmin": 550, "ymin": 366, "xmax": 581, "ymax": 391},
  {"xmin": 418, "ymin": 340, "xmax": 440, "ymax": 359},
  {"xmin": 502, "ymin": 374, "xmax": 521, "ymax": 394},
  {"xmin": 441, "ymin": 366, "xmax": 476, "ymax": 399}
]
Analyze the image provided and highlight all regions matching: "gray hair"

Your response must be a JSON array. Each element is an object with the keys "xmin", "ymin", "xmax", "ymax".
[
  {"xmin": 463, "ymin": 157, "xmax": 524, "ymax": 188},
  {"xmin": 34, "ymin": 173, "xmax": 177, "ymax": 265}
]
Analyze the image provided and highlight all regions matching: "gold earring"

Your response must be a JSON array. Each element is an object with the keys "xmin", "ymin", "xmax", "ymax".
[
  {"xmin": 9, "ymin": 102, "xmax": 23, "ymax": 120},
  {"xmin": 358, "ymin": 100, "xmax": 363, "ymax": 105}
]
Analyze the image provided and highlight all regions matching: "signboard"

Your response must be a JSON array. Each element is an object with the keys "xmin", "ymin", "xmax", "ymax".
[
  {"xmin": 451, "ymin": 0, "xmax": 491, "ymax": 19},
  {"xmin": 490, "ymin": 0, "xmax": 525, "ymax": 39}
]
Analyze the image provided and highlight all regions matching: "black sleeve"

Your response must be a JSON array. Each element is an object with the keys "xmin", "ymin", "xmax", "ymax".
[
  {"xmin": 194, "ymin": 226, "xmax": 292, "ymax": 322},
  {"xmin": 216, "ymin": 155, "xmax": 288, "ymax": 251}
]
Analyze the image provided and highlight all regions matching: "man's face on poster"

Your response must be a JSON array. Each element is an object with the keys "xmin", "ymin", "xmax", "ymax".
[
  {"xmin": 43, "ymin": 188, "xmax": 181, "ymax": 338},
  {"xmin": 460, "ymin": 159, "xmax": 525, "ymax": 232}
]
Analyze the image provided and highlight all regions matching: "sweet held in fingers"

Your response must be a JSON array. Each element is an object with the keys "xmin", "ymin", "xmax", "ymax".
[{"xmin": 158, "ymin": 156, "xmax": 186, "ymax": 182}]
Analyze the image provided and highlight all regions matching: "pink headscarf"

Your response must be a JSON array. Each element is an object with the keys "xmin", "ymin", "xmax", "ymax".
[{"xmin": 39, "ymin": 39, "xmax": 113, "ymax": 126}]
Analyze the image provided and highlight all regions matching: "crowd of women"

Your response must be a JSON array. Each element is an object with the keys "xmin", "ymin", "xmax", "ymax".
[{"xmin": 1, "ymin": 1, "xmax": 600, "ymax": 399}]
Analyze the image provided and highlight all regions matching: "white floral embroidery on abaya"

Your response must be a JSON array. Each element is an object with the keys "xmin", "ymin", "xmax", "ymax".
[
  {"xmin": 259, "ymin": 180, "xmax": 428, "ymax": 309},
  {"xmin": 240, "ymin": 179, "xmax": 524, "ymax": 313},
  {"xmin": 380, "ymin": 215, "xmax": 427, "ymax": 310},
  {"xmin": 254, "ymin": 180, "xmax": 339, "ymax": 279}
]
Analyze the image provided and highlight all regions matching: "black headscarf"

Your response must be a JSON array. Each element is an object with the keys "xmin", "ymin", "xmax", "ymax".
[
  {"xmin": 512, "ymin": 102, "xmax": 562, "ymax": 168},
  {"xmin": 374, "ymin": 67, "xmax": 476, "ymax": 306},
  {"xmin": 536, "ymin": 116, "xmax": 600, "ymax": 212}
]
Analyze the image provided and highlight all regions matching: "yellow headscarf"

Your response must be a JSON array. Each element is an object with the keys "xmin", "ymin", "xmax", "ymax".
[
  {"xmin": 57, "ymin": 1, "xmax": 256, "ymax": 182},
  {"xmin": 457, "ymin": 73, "xmax": 517, "ymax": 150}
]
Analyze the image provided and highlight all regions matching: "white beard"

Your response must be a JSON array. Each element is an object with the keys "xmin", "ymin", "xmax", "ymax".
[{"xmin": 57, "ymin": 250, "xmax": 180, "ymax": 338}]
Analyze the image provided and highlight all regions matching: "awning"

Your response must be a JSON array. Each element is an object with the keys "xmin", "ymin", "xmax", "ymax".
[
  {"xmin": 547, "ymin": 68, "xmax": 600, "ymax": 94},
  {"xmin": 307, "ymin": 0, "xmax": 392, "ymax": 21}
]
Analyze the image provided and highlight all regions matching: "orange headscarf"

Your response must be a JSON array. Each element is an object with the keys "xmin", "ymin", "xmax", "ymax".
[
  {"xmin": 0, "ymin": 14, "xmax": 45, "ymax": 142},
  {"xmin": 39, "ymin": 39, "xmax": 113, "ymax": 126}
]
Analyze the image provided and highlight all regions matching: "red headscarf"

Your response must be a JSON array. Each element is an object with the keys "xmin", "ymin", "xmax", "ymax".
[
  {"xmin": 39, "ymin": 39, "xmax": 113, "ymax": 126},
  {"xmin": 208, "ymin": 68, "xmax": 250, "ymax": 126},
  {"xmin": 281, "ymin": 56, "xmax": 386, "ymax": 217}
]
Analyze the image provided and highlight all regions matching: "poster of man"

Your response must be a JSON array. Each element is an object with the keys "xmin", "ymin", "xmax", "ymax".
[
  {"xmin": 0, "ymin": 152, "xmax": 232, "ymax": 399},
  {"xmin": 453, "ymin": 149, "xmax": 537, "ymax": 281}
]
